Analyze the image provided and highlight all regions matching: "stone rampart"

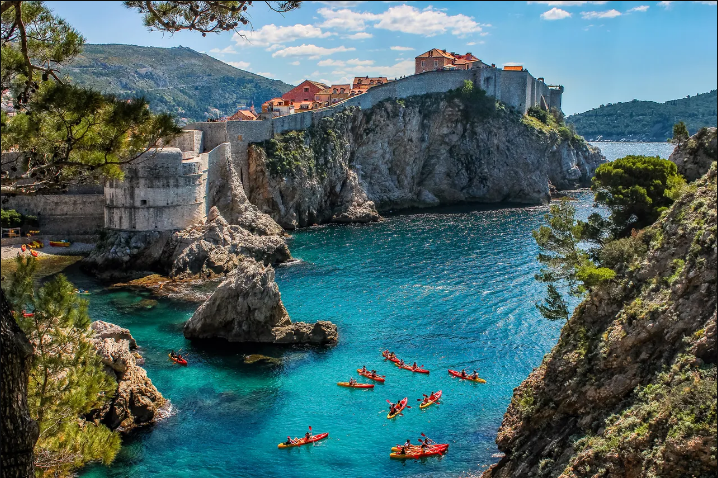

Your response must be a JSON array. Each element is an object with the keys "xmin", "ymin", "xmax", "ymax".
[
  {"xmin": 104, "ymin": 149, "xmax": 206, "ymax": 231},
  {"xmin": 1, "ymin": 193, "xmax": 104, "ymax": 235}
]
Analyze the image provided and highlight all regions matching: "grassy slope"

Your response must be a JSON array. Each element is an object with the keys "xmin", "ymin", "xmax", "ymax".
[
  {"xmin": 567, "ymin": 90, "xmax": 717, "ymax": 141},
  {"xmin": 60, "ymin": 44, "xmax": 293, "ymax": 124}
]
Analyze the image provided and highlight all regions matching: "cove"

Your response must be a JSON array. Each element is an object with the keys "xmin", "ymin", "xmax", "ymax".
[{"xmin": 79, "ymin": 143, "xmax": 674, "ymax": 478}]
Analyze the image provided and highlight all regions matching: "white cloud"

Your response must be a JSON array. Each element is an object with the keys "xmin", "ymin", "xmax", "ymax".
[
  {"xmin": 345, "ymin": 32, "xmax": 373, "ymax": 39},
  {"xmin": 271, "ymin": 44, "xmax": 356, "ymax": 59},
  {"xmin": 318, "ymin": 7, "xmax": 378, "ymax": 31},
  {"xmin": 390, "ymin": 46, "xmax": 414, "ymax": 51},
  {"xmin": 330, "ymin": 59, "xmax": 415, "ymax": 79},
  {"xmin": 581, "ymin": 9, "xmax": 622, "ymax": 18},
  {"xmin": 528, "ymin": 1, "xmax": 607, "ymax": 5},
  {"xmin": 375, "ymin": 5, "xmax": 482, "ymax": 37},
  {"xmin": 209, "ymin": 45, "xmax": 238, "ymax": 55},
  {"xmin": 290, "ymin": 61, "xmax": 300, "ymax": 66},
  {"xmin": 467, "ymin": 42, "xmax": 477, "ymax": 45},
  {"xmin": 541, "ymin": 7, "xmax": 571, "ymax": 19},
  {"xmin": 658, "ymin": 1, "xmax": 672, "ymax": 8},
  {"xmin": 226, "ymin": 61, "xmax": 250, "ymax": 69},
  {"xmin": 347, "ymin": 58, "xmax": 375, "ymax": 66},
  {"xmin": 318, "ymin": 5, "xmax": 483, "ymax": 37},
  {"xmin": 693, "ymin": 1, "xmax": 717, "ymax": 4},
  {"xmin": 627, "ymin": 5, "xmax": 650, "ymax": 12},
  {"xmin": 317, "ymin": 59, "xmax": 346, "ymax": 67},
  {"xmin": 256, "ymin": 72, "xmax": 274, "ymax": 78},
  {"xmin": 234, "ymin": 24, "xmax": 331, "ymax": 47}
]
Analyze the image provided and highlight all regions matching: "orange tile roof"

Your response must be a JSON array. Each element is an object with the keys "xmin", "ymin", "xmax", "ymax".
[
  {"xmin": 415, "ymin": 48, "xmax": 455, "ymax": 60},
  {"xmin": 228, "ymin": 109, "xmax": 257, "ymax": 121}
]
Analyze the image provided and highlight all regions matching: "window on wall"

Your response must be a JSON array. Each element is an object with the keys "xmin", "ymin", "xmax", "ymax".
[
  {"xmin": 434, "ymin": 60, "xmax": 438, "ymax": 68},
  {"xmin": 304, "ymin": 87, "xmax": 309, "ymax": 92},
  {"xmin": 421, "ymin": 60, "xmax": 425, "ymax": 67}
]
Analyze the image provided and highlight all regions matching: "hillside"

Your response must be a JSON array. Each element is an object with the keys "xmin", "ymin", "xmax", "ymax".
[
  {"xmin": 567, "ymin": 90, "xmax": 718, "ymax": 142},
  {"xmin": 483, "ymin": 164, "xmax": 717, "ymax": 476},
  {"xmin": 59, "ymin": 44, "xmax": 292, "ymax": 124}
]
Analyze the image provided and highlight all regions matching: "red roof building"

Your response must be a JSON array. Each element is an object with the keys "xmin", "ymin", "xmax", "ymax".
[
  {"xmin": 414, "ymin": 49, "xmax": 485, "ymax": 74},
  {"xmin": 282, "ymin": 80, "xmax": 329, "ymax": 104}
]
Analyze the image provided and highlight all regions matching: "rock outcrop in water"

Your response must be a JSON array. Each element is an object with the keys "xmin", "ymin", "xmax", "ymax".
[
  {"xmin": 83, "ymin": 207, "xmax": 289, "ymax": 281},
  {"xmin": 246, "ymin": 94, "xmax": 605, "ymax": 229},
  {"xmin": 89, "ymin": 321, "xmax": 167, "ymax": 431},
  {"xmin": 482, "ymin": 165, "xmax": 717, "ymax": 477},
  {"xmin": 183, "ymin": 259, "xmax": 338, "ymax": 345},
  {"xmin": 669, "ymin": 126, "xmax": 717, "ymax": 182}
]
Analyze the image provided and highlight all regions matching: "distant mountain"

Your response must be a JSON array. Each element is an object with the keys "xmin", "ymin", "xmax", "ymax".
[
  {"xmin": 60, "ymin": 44, "xmax": 293, "ymax": 124},
  {"xmin": 567, "ymin": 90, "xmax": 717, "ymax": 142}
]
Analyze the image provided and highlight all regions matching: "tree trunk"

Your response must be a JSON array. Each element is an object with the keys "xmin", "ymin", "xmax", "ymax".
[{"xmin": 1, "ymin": 288, "xmax": 38, "ymax": 477}]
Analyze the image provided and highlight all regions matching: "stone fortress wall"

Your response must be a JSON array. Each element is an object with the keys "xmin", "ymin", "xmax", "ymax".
[{"xmin": 184, "ymin": 67, "xmax": 563, "ymax": 198}]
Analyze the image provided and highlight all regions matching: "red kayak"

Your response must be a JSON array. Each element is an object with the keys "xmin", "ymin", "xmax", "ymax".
[
  {"xmin": 387, "ymin": 397, "xmax": 408, "ymax": 419},
  {"xmin": 278, "ymin": 432, "xmax": 329, "ymax": 448},
  {"xmin": 390, "ymin": 443, "xmax": 448, "ymax": 459},
  {"xmin": 337, "ymin": 382, "xmax": 374, "ymax": 388},
  {"xmin": 382, "ymin": 351, "xmax": 401, "ymax": 363},
  {"xmin": 169, "ymin": 354, "xmax": 188, "ymax": 366},
  {"xmin": 357, "ymin": 369, "xmax": 385, "ymax": 382},
  {"xmin": 395, "ymin": 362, "xmax": 429, "ymax": 374}
]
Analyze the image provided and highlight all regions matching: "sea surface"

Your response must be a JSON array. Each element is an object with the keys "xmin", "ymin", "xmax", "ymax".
[{"xmin": 78, "ymin": 143, "xmax": 672, "ymax": 478}]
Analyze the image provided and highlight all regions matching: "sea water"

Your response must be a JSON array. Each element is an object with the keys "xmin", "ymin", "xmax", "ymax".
[{"xmin": 79, "ymin": 143, "xmax": 673, "ymax": 478}]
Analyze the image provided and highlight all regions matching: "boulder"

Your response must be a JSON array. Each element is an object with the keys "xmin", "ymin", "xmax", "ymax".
[
  {"xmin": 89, "ymin": 321, "xmax": 166, "ymax": 432},
  {"xmin": 183, "ymin": 258, "xmax": 338, "ymax": 345},
  {"xmin": 669, "ymin": 127, "xmax": 717, "ymax": 182}
]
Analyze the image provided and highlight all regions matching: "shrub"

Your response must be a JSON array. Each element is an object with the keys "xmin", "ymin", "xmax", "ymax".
[
  {"xmin": 673, "ymin": 121, "xmax": 689, "ymax": 143},
  {"xmin": 598, "ymin": 233, "xmax": 649, "ymax": 272},
  {"xmin": 449, "ymin": 80, "xmax": 496, "ymax": 120},
  {"xmin": 1, "ymin": 208, "xmax": 23, "ymax": 228},
  {"xmin": 528, "ymin": 105, "xmax": 549, "ymax": 124}
]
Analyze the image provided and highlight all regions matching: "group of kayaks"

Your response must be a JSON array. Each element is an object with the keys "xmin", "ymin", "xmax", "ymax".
[{"xmin": 281, "ymin": 350, "xmax": 485, "ymax": 461}]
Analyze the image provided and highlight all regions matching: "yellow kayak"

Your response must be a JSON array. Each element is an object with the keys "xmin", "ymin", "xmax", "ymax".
[
  {"xmin": 448, "ymin": 369, "xmax": 486, "ymax": 383},
  {"xmin": 387, "ymin": 397, "xmax": 408, "ymax": 419}
]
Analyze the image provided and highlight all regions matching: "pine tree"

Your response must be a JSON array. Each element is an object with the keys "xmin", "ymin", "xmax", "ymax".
[
  {"xmin": 5, "ymin": 256, "xmax": 121, "ymax": 476},
  {"xmin": 535, "ymin": 284, "xmax": 569, "ymax": 321}
]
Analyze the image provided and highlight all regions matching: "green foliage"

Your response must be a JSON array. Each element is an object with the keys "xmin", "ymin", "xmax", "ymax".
[
  {"xmin": 2, "ymin": 82, "xmax": 180, "ymax": 192},
  {"xmin": 1, "ymin": 208, "xmax": 23, "ymax": 227},
  {"xmin": 566, "ymin": 90, "xmax": 717, "ymax": 141},
  {"xmin": 672, "ymin": 121, "xmax": 690, "ymax": 143},
  {"xmin": 527, "ymin": 105, "xmax": 549, "ymax": 124},
  {"xmin": 536, "ymin": 284, "xmax": 569, "ymax": 321},
  {"xmin": 124, "ymin": 1, "xmax": 301, "ymax": 34},
  {"xmin": 4, "ymin": 256, "xmax": 121, "ymax": 475},
  {"xmin": 449, "ymin": 80, "xmax": 496, "ymax": 120},
  {"xmin": 60, "ymin": 44, "xmax": 292, "ymax": 123},
  {"xmin": 597, "ymin": 232, "xmax": 649, "ymax": 272},
  {"xmin": 591, "ymin": 155, "xmax": 686, "ymax": 237},
  {"xmin": 263, "ymin": 131, "xmax": 311, "ymax": 177},
  {"xmin": 575, "ymin": 265, "xmax": 616, "ymax": 289}
]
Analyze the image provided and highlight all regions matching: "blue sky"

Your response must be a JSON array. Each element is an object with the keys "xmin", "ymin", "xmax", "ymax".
[{"xmin": 48, "ymin": 1, "xmax": 717, "ymax": 115}]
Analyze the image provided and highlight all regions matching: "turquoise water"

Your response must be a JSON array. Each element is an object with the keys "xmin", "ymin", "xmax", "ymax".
[{"xmin": 78, "ymin": 144, "xmax": 672, "ymax": 477}]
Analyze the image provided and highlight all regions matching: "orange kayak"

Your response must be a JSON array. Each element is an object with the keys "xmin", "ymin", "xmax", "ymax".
[
  {"xmin": 278, "ymin": 433, "xmax": 329, "ymax": 448},
  {"xmin": 395, "ymin": 362, "xmax": 429, "ymax": 374},
  {"xmin": 21, "ymin": 244, "xmax": 26, "ymax": 252},
  {"xmin": 387, "ymin": 397, "xmax": 408, "ymax": 419},
  {"xmin": 169, "ymin": 354, "xmax": 188, "ymax": 366},
  {"xmin": 390, "ymin": 444, "xmax": 449, "ymax": 459},
  {"xmin": 31, "ymin": 250, "xmax": 38, "ymax": 257}
]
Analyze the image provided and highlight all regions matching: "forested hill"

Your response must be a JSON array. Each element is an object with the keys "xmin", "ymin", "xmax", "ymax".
[
  {"xmin": 567, "ymin": 90, "xmax": 717, "ymax": 142},
  {"xmin": 59, "ymin": 44, "xmax": 293, "ymax": 124}
]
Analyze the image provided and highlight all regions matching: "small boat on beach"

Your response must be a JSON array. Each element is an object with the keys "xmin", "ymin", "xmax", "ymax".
[{"xmin": 49, "ymin": 240, "xmax": 71, "ymax": 247}]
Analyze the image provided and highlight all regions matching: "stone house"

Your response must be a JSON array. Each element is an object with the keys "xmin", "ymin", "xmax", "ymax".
[
  {"xmin": 415, "ymin": 49, "xmax": 485, "ymax": 74},
  {"xmin": 352, "ymin": 77, "xmax": 389, "ymax": 90}
]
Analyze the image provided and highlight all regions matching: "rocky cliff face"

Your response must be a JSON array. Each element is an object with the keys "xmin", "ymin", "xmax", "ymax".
[
  {"xmin": 88, "ymin": 321, "xmax": 167, "ymax": 432},
  {"xmin": 83, "ymin": 207, "xmax": 289, "ymax": 281},
  {"xmin": 183, "ymin": 259, "xmax": 338, "ymax": 345},
  {"xmin": 246, "ymin": 94, "xmax": 605, "ymax": 229},
  {"xmin": 482, "ymin": 166, "xmax": 717, "ymax": 478},
  {"xmin": 669, "ymin": 126, "xmax": 717, "ymax": 182}
]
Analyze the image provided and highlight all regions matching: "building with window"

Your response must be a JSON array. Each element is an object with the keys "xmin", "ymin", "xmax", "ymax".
[
  {"xmin": 352, "ymin": 77, "xmax": 389, "ymax": 90},
  {"xmin": 282, "ymin": 80, "xmax": 329, "ymax": 104},
  {"xmin": 414, "ymin": 49, "xmax": 486, "ymax": 74}
]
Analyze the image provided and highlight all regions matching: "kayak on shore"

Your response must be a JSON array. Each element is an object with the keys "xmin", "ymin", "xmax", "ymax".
[
  {"xmin": 357, "ymin": 369, "xmax": 385, "ymax": 382},
  {"xmin": 448, "ymin": 369, "xmax": 486, "ymax": 383},
  {"xmin": 337, "ymin": 381, "xmax": 374, "ymax": 389},
  {"xmin": 419, "ymin": 390, "xmax": 442, "ymax": 409},
  {"xmin": 278, "ymin": 432, "xmax": 329, "ymax": 448},
  {"xmin": 387, "ymin": 397, "xmax": 408, "ymax": 419}
]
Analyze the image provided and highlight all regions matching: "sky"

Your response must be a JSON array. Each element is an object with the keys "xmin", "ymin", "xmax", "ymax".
[{"xmin": 47, "ymin": 1, "xmax": 718, "ymax": 115}]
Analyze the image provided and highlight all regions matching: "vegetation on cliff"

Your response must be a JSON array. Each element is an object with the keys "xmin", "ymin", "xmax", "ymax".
[
  {"xmin": 3, "ymin": 257, "xmax": 121, "ymax": 476},
  {"xmin": 484, "ymin": 162, "xmax": 717, "ymax": 477},
  {"xmin": 566, "ymin": 89, "xmax": 718, "ymax": 141}
]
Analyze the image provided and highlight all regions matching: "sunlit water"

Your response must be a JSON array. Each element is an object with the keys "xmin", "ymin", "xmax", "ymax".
[{"xmin": 77, "ymin": 144, "xmax": 671, "ymax": 477}]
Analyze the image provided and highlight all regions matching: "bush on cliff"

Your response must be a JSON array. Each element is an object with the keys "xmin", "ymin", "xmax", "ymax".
[
  {"xmin": 3, "ymin": 256, "xmax": 121, "ymax": 476},
  {"xmin": 591, "ymin": 155, "xmax": 685, "ymax": 237},
  {"xmin": 449, "ymin": 80, "xmax": 496, "ymax": 120}
]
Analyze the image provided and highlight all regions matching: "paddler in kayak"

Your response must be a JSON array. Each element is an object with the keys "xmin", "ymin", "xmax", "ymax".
[
  {"xmin": 471, "ymin": 370, "xmax": 480, "ymax": 380},
  {"xmin": 370, "ymin": 370, "xmax": 378, "ymax": 379},
  {"xmin": 361, "ymin": 365, "xmax": 367, "ymax": 373},
  {"xmin": 348, "ymin": 377, "xmax": 358, "ymax": 386},
  {"xmin": 460, "ymin": 369, "xmax": 467, "ymax": 378},
  {"xmin": 284, "ymin": 437, "xmax": 295, "ymax": 446},
  {"xmin": 304, "ymin": 431, "xmax": 311, "ymax": 441},
  {"xmin": 170, "ymin": 350, "xmax": 177, "ymax": 360},
  {"xmin": 412, "ymin": 361, "xmax": 419, "ymax": 371},
  {"xmin": 421, "ymin": 394, "xmax": 430, "ymax": 406},
  {"xmin": 398, "ymin": 359, "xmax": 405, "ymax": 367}
]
